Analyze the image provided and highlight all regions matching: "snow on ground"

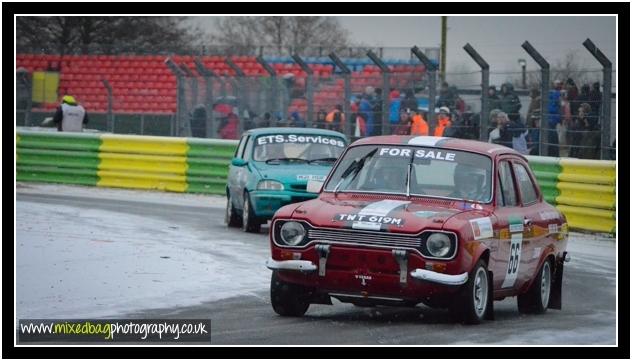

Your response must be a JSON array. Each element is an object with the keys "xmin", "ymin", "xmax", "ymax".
[
  {"xmin": 16, "ymin": 199, "xmax": 270, "ymax": 319},
  {"xmin": 15, "ymin": 182, "xmax": 227, "ymax": 208}
]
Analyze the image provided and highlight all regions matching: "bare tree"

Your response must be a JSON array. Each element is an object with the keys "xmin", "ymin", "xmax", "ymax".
[
  {"xmin": 524, "ymin": 50, "xmax": 602, "ymax": 89},
  {"xmin": 209, "ymin": 16, "xmax": 350, "ymax": 55},
  {"xmin": 16, "ymin": 16, "xmax": 202, "ymax": 55}
]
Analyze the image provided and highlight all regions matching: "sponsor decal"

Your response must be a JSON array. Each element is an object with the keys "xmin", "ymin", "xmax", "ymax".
[
  {"xmin": 532, "ymin": 247, "xmax": 542, "ymax": 259},
  {"xmin": 469, "ymin": 217, "xmax": 493, "ymax": 240},
  {"xmin": 539, "ymin": 210, "xmax": 559, "ymax": 221},
  {"xmin": 377, "ymin": 147, "xmax": 456, "ymax": 162},
  {"xmin": 548, "ymin": 223, "xmax": 559, "ymax": 233},
  {"xmin": 358, "ymin": 200, "xmax": 410, "ymax": 216},
  {"xmin": 257, "ymin": 134, "xmax": 345, "ymax": 147},
  {"xmin": 470, "ymin": 203, "xmax": 483, "ymax": 210},
  {"xmin": 508, "ymin": 215, "xmax": 524, "ymax": 233},
  {"xmin": 296, "ymin": 174, "xmax": 326, "ymax": 181}
]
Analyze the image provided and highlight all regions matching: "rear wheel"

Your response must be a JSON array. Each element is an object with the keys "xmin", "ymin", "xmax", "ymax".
[
  {"xmin": 241, "ymin": 192, "xmax": 261, "ymax": 233},
  {"xmin": 518, "ymin": 259, "xmax": 552, "ymax": 314},
  {"xmin": 224, "ymin": 191, "xmax": 241, "ymax": 227},
  {"xmin": 450, "ymin": 259, "xmax": 490, "ymax": 324},
  {"xmin": 270, "ymin": 272, "xmax": 310, "ymax": 317}
]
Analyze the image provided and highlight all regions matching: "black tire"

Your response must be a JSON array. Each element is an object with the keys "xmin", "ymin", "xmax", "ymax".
[
  {"xmin": 270, "ymin": 271, "xmax": 310, "ymax": 317},
  {"xmin": 225, "ymin": 191, "xmax": 241, "ymax": 227},
  {"xmin": 450, "ymin": 259, "xmax": 490, "ymax": 324},
  {"xmin": 518, "ymin": 259, "xmax": 552, "ymax": 314},
  {"xmin": 241, "ymin": 192, "xmax": 261, "ymax": 233}
]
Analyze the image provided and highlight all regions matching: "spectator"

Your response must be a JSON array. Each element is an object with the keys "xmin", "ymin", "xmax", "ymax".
[
  {"xmin": 527, "ymin": 109, "xmax": 541, "ymax": 156},
  {"xmin": 388, "ymin": 90, "xmax": 402, "ymax": 131},
  {"xmin": 569, "ymin": 102, "xmax": 588, "ymax": 157},
  {"xmin": 258, "ymin": 112, "xmax": 272, "ymax": 128},
  {"xmin": 51, "ymin": 95, "xmax": 88, "ymax": 132},
  {"xmin": 578, "ymin": 103, "xmax": 600, "ymax": 159},
  {"xmin": 219, "ymin": 111, "xmax": 239, "ymax": 139},
  {"xmin": 487, "ymin": 85, "xmax": 502, "ymax": 114},
  {"xmin": 454, "ymin": 90, "xmax": 466, "ymax": 115},
  {"xmin": 575, "ymin": 84, "xmax": 591, "ymax": 114},
  {"xmin": 499, "ymin": 82, "xmax": 522, "ymax": 122},
  {"xmin": 487, "ymin": 109, "xmax": 503, "ymax": 142},
  {"xmin": 546, "ymin": 80, "xmax": 563, "ymax": 157},
  {"xmin": 511, "ymin": 118, "xmax": 530, "ymax": 155},
  {"xmin": 315, "ymin": 109, "xmax": 327, "ymax": 129},
  {"xmin": 434, "ymin": 106, "xmax": 453, "ymax": 137},
  {"xmin": 393, "ymin": 110, "xmax": 412, "ymax": 135},
  {"xmin": 289, "ymin": 111, "xmax": 306, "ymax": 128},
  {"xmin": 437, "ymin": 82, "xmax": 457, "ymax": 109},
  {"xmin": 359, "ymin": 94, "xmax": 375, "ymax": 136},
  {"xmin": 410, "ymin": 109, "xmax": 429, "ymax": 136},
  {"xmin": 565, "ymin": 78, "xmax": 579, "ymax": 115},
  {"xmin": 589, "ymin": 82, "xmax": 602, "ymax": 117},
  {"xmin": 558, "ymin": 90, "xmax": 572, "ymax": 157},
  {"xmin": 488, "ymin": 110, "xmax": 509, "ymax": 146},
  {"xmin": 400, "ymin": 89, "xmax": 418, "ymax": 114},
  {"xmin": 190, "ymin": 105, "xmax": 208, "ymax": 137},
  {"xmin": 526, "ymin": 88, "xmax": 541, "ymax": 129},
  {"xmin": 351, "ymin": 98, "xmax": 367, "ymax": 137},
  {"xmin": 325, "ymin": 104, "xmax": 345, "ymax": 132}
]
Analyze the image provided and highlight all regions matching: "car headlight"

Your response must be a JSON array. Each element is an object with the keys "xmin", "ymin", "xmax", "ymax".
[
  {"xmin": 257, "ymin": 180, "xmax": 284, "ymax": 191},
  {"xmin": 280, "ymin": 221, "xmax": 306, "ymax": 246},
  {"xmin": 425, "ymin": 233, "xmax": 452, "ymax": 258}
]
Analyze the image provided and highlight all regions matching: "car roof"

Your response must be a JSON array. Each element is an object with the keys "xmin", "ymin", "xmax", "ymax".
[
  {"xmin": 350, "ymin": 135, "xmax": 524, "ymax": 159},
  {"xmin": 244, "ymin": 127, "xmax": 347, "ymax": 139}
]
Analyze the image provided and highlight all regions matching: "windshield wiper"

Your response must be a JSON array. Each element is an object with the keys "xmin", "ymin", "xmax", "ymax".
[
  {"xmin": 307, "ymin": 157, "xmax": 338, "ymax": 164},
  {"xmin": 333, "ymin": 148, "xmax": 377, "ymax": 194},
  {"xmin": 265, "ymin": 157, "xmax": 307, "ymax": 164}
]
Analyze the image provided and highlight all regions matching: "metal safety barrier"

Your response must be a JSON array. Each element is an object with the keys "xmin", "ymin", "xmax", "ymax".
[
  {"xmin": 527, "ymin": 155, "xmax": 616, "ymax": 234},
  {"xmin": 16, "ymin": 130, "xmax": 615, "ymax": 233},
  {"xmin": 16, "ymin": 130, "xmax": 238, "ymax": 195}
]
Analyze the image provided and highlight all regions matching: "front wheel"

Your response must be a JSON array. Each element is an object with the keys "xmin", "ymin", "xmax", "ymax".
[
  {"xmin": 241, "ymin": 192, "xmax": 261, "ymax": 233},
  {"xmin": 270, "ymin": 272, "xmax": 310, "ymax": 317},
  {"xmin": 518, "ymin": 259, "xmax": 552, "ymax": 314},
  {"xmin": 450, "ymin": 259, "xmax": 490, "ymax": 324}
]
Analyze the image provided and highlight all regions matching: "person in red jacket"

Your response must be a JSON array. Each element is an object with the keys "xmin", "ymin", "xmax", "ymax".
[{"xmin": 219, "ymin": 111, "xmax": 240, "ymax": 139}]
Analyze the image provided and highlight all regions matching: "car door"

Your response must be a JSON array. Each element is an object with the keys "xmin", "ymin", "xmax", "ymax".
[
  {"xmin": 491, "ymin": 158, "xmax": 526, "ymax": 295},
  {"xmin": 511, "ymin": 160, "xmax": 549, "ymax": 286},
  {"xmin": 229, "ymin": 135, "xmax": 249, "ymax": 208}
]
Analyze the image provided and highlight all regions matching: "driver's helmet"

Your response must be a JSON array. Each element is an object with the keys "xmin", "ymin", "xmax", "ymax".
[
  {"xmin": 453, "ymin": 163, "xmax": 488, "ymax": 201},
  {"xmin": 371, "ymin": 161, "xmax": 407, "ymax": 191}
]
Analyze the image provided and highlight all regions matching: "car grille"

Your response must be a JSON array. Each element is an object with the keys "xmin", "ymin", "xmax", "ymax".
[
  {"xmin": 290, "ymin": 184, "xmax": 307, "ymax": 191},
  {"xmin": 307, "ymin": 228, "xmax": 421, "ymax": 249}
]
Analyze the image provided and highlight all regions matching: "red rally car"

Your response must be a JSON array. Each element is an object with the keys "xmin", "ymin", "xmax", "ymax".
[{"xmin": 265, "ymin": 136, "xmax": 569, "ymax": 324}]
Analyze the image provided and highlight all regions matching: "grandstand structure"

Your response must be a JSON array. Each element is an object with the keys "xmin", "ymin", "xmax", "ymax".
[{"xmin": 16, "ymin": 50, "xmax": 436, "ymax": 136}]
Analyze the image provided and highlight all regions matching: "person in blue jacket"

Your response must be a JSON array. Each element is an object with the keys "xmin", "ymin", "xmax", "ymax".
[
  {"xmin": 359, "ymin": 94, "xmax": 375, "ymax": 136},
  {"xmin": 547, "ymin": 80, "xmax": 563, "ymax": 157}
]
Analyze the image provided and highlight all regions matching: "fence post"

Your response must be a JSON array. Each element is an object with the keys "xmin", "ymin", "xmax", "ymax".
[
  {"xmin": 463, "ymin": 43, "xmax": 490, "ymax": 142},
  {"xmin": 17, "ymin": 69, "xmax": 33, "ymax": 127},
  {"xmin": 367, "ymin": 50, "xmax": 390, "ymax": 136},
  {"xmin": 256, "ymin": 56, "xmax": 278, "ymax": 126},
  {"xmin": 411, "ymin": 46, "xmax": 438, "ymax": 132},
  {"xmin": 102, "ymin": 79, "xmax": 114, "ymax": 133},
  {"xmin": 165, "ymin": 57, "xmax": 186, "ymax": 136},
  {"xmin": 583, "ymin": 38, "xmax": 613, "ymax": 160},
  {"xmin": 329, "ymin": 52, "xmax": 352, "ymax": 137},
  {"xmin": 195, "ymin": 58, "xmax": 217, "ymax": 138},
  {"xmin": 225, "ymin": 57, "xmax": 245, "ymax": 136},
  {"xmin": 521, "ymin": 41, "xmax": 550, "ymax": 157},
  {"xmin": 292, "ymin": 54, "xmax": 314, "ymax": 128}
]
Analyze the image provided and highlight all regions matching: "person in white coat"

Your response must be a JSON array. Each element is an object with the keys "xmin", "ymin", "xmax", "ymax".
[{"xmin": 52, "ymin": 95, "xmax": 88, "ymax": 132}]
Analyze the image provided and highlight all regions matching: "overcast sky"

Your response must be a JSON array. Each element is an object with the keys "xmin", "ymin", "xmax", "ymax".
[{"xmin": 194, "ymin": 15, "xmax": 616, "ymax": 84}]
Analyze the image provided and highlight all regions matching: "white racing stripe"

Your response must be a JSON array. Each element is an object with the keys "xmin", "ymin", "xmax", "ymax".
[
  {"xmin": 407, "ymin": 136, "xmax": 447, "ymax": 147},
  {"xmin": 352, "ymin": 200, "xmax": 410, "ymax": 230}
]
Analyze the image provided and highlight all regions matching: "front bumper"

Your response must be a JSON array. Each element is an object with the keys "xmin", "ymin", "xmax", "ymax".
[
  {"xmin": 250, "ymin": 190, "xmax": 316, "ymax": 218},
  {"xmin": 265, "ymin": 258, "xmax": 317, "ymax": 272}
]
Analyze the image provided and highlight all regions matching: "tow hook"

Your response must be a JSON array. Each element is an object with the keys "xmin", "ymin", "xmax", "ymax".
[
  {"xmin": 316, "ymin": 244, "xmax": 331, "ymax": 276},
  {"xmin": 392, "ymin": 249, "xmax": 408, "ymax": 285}
]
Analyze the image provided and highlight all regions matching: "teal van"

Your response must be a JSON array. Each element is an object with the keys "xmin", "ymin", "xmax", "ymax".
[{"xmin": 225, "ymin": 127, "xmax": 348, "ymax": 233}]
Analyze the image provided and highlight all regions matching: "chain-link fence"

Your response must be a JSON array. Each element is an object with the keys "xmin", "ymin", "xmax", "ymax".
[{"xmin": 15, "ymin": 43, "xmax": 616, "ymax": 160}]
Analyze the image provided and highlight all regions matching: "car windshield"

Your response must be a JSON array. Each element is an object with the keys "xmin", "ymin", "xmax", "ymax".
[
  {"xmin": 324, "ymin": 145, "xmax": 493, "ymax": 203},
  {"xmin": 253, "ymin": 134, "xmax": 346, "ymax": 163}
]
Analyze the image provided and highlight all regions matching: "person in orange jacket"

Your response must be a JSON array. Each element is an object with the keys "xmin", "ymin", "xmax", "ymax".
[
  {"xmin": 434, "ymin": 106, "xmax": 453, "ymax": 137},
  {"xmin": 325, "ymin": 104, "xmax": 345, "ymax": 132},
  {"xmin": 410, "ymin": 110, "xmax": 429, "ymax": 136}
]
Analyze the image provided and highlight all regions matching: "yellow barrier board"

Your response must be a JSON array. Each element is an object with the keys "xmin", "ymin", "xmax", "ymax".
[{"xmin": 100, "ymin": 134, "xmax": 189, "ymax": 156}]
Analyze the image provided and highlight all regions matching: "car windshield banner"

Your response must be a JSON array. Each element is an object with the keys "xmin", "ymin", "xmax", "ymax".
[{"xmin": 257, "ymin": 135, "xmax": 345, "ymax": 148}]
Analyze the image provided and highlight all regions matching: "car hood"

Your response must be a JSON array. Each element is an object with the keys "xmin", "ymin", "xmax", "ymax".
[
  {"xmin": 290, "ymin": 194, "xmax": 491, "ymax": 233},
  {"xmin": 252, "ymin": 162, "xmax": 333, "ymax": 184}
]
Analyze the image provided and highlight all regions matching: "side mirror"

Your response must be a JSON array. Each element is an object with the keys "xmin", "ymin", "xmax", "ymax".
[
  {"xmin": 306, "ymin": 180, "xmax": 324, "ymax": 194},
  {"xmin": 231, "ymin": 158, "xmax": 248, "ymax": 167}
]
